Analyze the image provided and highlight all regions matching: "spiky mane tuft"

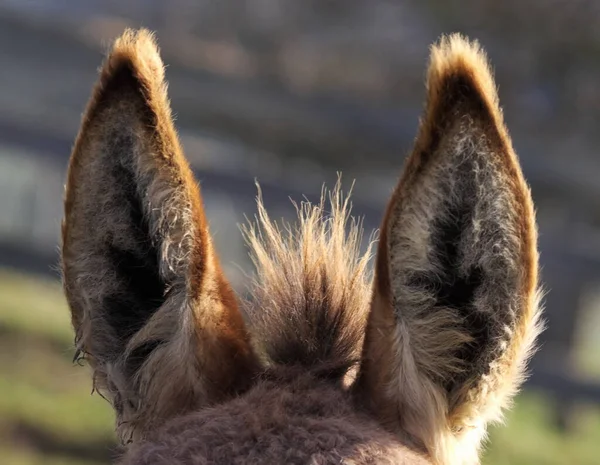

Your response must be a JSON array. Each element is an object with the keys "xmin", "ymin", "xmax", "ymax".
[{"xmin": 242, "ymin": 180, "xmax": 375, "ymax": 379}]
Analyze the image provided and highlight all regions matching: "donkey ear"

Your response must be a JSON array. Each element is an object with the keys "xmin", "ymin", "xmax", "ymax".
[
  {"xmin": 62, "ymin": 29, "xmax": 257, "ymax": 443},
  {"xmin": 356, "ymin": 35, "xmax": 543, "ymax": 462}
]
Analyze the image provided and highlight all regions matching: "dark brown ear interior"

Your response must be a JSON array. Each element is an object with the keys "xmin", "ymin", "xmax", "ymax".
[
  {"xmin": 61, "ymin": 29, "xmax": 257, "ymax": 442},
  {"xmin": 356, "ymin": 34, "xmax": 541, "ymax": 460},
  {"xmin": 62, "ymin": 37, "xmax": 189, "ymax": 369}
]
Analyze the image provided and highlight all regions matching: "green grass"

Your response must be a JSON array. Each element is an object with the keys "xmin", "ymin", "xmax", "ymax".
[
  {"xmin": 0, "ymin": 447, "xmax": 102, "ymax": 465},
  {"xmin": 483, "ymin": 394, "xmax": 600, "ymax": 464},
  {"xmin": 0, "ymin": 267, "xmax": 599, "ymax": 464},
  {"xmin": 0, "ymin": 269, "xmax": 116, "ymax": 464},
  {"xmin": 0, "ymin": 269, "xmax": 74, "ymax": 344}
]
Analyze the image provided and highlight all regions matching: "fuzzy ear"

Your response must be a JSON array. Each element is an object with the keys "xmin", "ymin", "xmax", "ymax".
[
  {"xmin": 61, "ymin": 29, "xmax": 257, "ymax": 443},
  {"xmin": 356, "ymin": 35, "xmax": 543, "ymax": 464}
]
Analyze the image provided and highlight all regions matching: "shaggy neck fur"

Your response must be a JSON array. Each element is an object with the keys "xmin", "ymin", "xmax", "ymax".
[{"xmin": 120, "ymin": 370, "xmax": 430, "ymax": 465}]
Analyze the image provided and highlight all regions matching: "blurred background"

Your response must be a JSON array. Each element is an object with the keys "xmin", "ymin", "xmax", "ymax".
[{"xmin": 1, "ymin": 1, "xmax": 599, "ymax": 464}]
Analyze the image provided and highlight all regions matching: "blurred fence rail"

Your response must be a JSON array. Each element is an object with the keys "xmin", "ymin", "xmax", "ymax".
[{"xmin": 1, "ymin": 6, "xmax": 600, "ymax": 429}]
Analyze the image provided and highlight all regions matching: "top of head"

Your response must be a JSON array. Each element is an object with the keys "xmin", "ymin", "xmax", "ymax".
[{"xmin": 61, "ymin": 29, "xmax": 542, "ymax": 465}]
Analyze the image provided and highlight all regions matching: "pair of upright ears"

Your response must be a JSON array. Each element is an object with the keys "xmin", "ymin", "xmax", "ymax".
[{"xmin": 61, "ymin": 30, "xmax": 542, "ymax": 462}]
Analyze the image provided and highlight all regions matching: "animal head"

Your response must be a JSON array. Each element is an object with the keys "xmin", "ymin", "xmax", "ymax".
[{"xmin": 61, "ymin": 29, "xmax": 543, "ymax": 465}]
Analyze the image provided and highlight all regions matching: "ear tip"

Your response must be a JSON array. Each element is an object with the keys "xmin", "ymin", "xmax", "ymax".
[
  {"xmin": 426, "ymin": 33, "xmax": 499, "ymax": 113},
  {"xmin": 106, "ymin": 28, "xmax": 165, "ymax": 84}
]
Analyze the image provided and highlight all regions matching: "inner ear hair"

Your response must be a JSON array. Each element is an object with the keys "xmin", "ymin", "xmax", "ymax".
[
  {"xmin": 62, "ymin": 29, "xmax": 257, "ymax": 443},
  {"xmin": 357, "ymin": 34, "xmax": 542, "ymax": 463}
]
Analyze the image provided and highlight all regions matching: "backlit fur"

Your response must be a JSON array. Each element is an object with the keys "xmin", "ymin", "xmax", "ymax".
[
  {"xmin": 357, "ymin": 35, "xmax": 543, "ymax": 464},
  {"xmin": 62, "ymin": 30, "xmax": 542, "ymax": 465},
  {"xmin": 242, "ymin": 181, "xmax": 374, "ymax": 379},
  {"xmin": 62, "ymin": 30, "xmax": 256, "ymax": 444}
]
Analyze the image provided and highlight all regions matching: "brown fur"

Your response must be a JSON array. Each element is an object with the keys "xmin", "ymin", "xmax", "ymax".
[
  {"xmin": 119, "ymin": 371, "xmax": 429, "ymax": 465},
  {"xmin": 356, "ymin": 35, "xmax": 543, "ymax": 464},
  {"xmin": 241, "ymin": 181, "xmax": 374, "ymax": 382},
  {"xmin": 62, "ymin": 30, "xmax": 542, "ymax": 464},
  {"xmin": 62, "ymin": 29, "xmax": 257, "ymax": 443}
]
